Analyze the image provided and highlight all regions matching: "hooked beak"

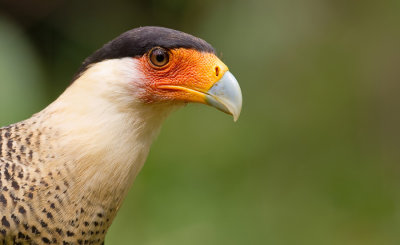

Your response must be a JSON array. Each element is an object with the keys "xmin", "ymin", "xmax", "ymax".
[
  {"xmin": 158, "ymin": 70, "xmax": 243, "ymax": 121},
  {"xmin": 205, "ymin": 71, "xmax": 242, "ymax": 121}
]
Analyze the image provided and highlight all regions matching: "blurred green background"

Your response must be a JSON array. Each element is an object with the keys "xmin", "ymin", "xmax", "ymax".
[{"xmin": 1, "ymin": 0, "xmax": 400, "ymax": 244}]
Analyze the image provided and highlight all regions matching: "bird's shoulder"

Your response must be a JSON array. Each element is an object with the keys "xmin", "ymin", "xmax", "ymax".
[{"xmin": 0, "ymin": 120, "xmax": 48, "ymax": 167}]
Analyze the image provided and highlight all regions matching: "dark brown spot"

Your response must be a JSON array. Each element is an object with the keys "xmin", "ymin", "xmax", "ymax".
[
  {"xmin": 7, "ymin": 139, "xmax": 13, "ymax": 149},
  {"xmin": 11, "ymin": 214, "xmax": 19, "ymax": 224},
  {"xmin": 0, "ymin": 194, "xmax": 7, "ymax": 206},
  {"xmin": 1, "ymin": 216, "xmax": 10, "ymax": 227},
  {"xmin": 19, "ymin": 206, "xmax": 26, "ymax": 214},
  {"xmin": 56, "ymin": 228, "xmax": 63, "ymax": 235},
  {"xmin": 42, "ymin": 237, "xmax": 51, "ymax": 244},
  {"xmin": 40, "ymin": 220, "xmax": 48, "ymax": 228},
  {"xmin": 4, "ymin": 169, "xmax": 10, "ymax": 180},
  {"xmin": 26, "ymin": 134, "xmax": 32, "ymax": 145},
  {"xmin": 31, "ymin": 225, "xmax": 40, "ymax": 235},
  {"xmin": 11, "ymin": 180, "xmax": 20, "ymax": 190},
  {"xmin": 10, "ymin": 193, "xmax": 21, "ymax": 202}
]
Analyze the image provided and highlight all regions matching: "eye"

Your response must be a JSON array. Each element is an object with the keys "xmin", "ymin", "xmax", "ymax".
[{"xmin": 149, "ymin": 47, "xmax": 169, "ymax": 67}]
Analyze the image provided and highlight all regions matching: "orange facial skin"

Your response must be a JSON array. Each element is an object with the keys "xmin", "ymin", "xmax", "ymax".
[{"xmin": 137, "ymin": 48, "xmax": 228, "ymax": 104}]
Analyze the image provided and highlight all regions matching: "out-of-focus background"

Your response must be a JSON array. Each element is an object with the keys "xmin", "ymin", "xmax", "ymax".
[{"xmin": 1, "ymin": 0, "xmax": 399, "ymax": 244}]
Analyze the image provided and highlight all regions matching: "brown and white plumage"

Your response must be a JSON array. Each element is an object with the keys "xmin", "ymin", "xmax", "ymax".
[{"xmin": 0, "ymin": 27, "xmax": 242, "ymax": 244}]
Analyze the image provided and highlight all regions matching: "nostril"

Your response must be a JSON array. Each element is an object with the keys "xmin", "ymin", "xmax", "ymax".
[{"xmin": 215, "ymin": 66, "xmax": 220, "ymax": 77}]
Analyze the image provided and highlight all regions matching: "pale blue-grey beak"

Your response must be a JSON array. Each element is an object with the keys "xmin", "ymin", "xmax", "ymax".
[{"xmin": 206, "ymin": 71, "xmax": 242, "ymax": 121}]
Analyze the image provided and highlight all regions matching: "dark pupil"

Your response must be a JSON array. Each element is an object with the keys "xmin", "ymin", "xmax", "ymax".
[{"xmin": 156, "ymin": 53, "xmax": 165, "ymax": 63}]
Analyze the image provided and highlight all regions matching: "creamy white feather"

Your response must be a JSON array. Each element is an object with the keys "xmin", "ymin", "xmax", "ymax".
[{"xmin": 34, "ymin": 58, "xmax": 181, "ymax": 214}]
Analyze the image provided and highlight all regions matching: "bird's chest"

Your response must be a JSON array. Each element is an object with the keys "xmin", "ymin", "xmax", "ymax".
[{"xmin": 0, "ymin": 158, "xmax": 116, "ymax": 245}]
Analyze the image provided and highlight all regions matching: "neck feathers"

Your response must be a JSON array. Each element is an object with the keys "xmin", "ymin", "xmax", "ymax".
[
  {"xmin": 15, "ymin": 58, "xmax": 179, "ymax": 237},
  {"xmin": 42, "ymin": 58, "xmax": 178, "ymax": 205}
]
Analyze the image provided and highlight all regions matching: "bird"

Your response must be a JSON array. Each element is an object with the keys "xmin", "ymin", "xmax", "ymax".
[{"xmin": 0, "ymin": 26, "xmax": 242, "ymax": 244}]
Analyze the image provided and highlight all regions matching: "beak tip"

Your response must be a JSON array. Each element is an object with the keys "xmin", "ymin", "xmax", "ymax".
[
  {"xmin": 231, "ymin": 100, "xmax": 242, "ymax": 122},
  {"xmin": 232, "ymin": 109, "xmax": 241, "ymax": 122}
]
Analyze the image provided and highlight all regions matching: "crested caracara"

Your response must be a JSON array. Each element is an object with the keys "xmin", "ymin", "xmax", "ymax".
[{"xmin": 0, "ymin": 26, "xmax": 242, "ymax": 244}]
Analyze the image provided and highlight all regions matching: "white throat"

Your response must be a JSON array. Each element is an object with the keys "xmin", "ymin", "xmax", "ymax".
[{"xmin": 34, "ymin": 58, "xmax": 180, "ymax": 211}]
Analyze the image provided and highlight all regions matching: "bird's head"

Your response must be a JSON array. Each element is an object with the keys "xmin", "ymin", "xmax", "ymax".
[{"xmin": 74, "ymin": 26, "xmax": 242, "ymax": 121}]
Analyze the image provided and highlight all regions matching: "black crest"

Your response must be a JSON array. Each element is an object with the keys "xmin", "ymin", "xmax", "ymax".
[{"xmin": 75, "ymin": 26, "xmax": 215, "ymax": 78}]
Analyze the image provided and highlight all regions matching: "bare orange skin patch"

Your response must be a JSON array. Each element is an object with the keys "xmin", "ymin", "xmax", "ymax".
[{"xmin": 137, "ymin": 48, "xmax": 228, "ymax": 104}]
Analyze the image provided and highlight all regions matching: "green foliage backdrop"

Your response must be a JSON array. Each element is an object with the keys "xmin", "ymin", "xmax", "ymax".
[{"xmin": 1, "ymin": 0, "xmax": 399, "ymax": 244}]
